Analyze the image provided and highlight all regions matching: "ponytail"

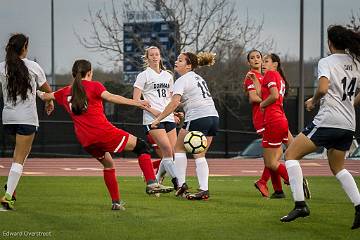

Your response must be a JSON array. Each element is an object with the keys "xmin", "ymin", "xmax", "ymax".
[
  {"xmin": 71, "ymin": 60, "xmax": 91, "ymax": 115},
  {"xmin": 328, "ymin": 25, "xmax": 360, "ymax": 67},
  {"xmin": 182, "ymin": 51, "xmax": 216, "ymax": 70},
  {"xmin": 5, "ymin": 33, "xmax": 31, "ymax": 105},
  {"xmin": 269, "ymin": 53, "xmax": 289, "ymax": 97}
]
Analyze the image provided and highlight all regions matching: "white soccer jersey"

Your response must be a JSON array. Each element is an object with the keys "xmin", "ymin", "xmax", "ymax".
[
  {"xmin": 313, "ymin": 53, "xmax": 360, "ymax": 131},
  {"xmin": 173, "ymin": 71, "xmax": 218, "ymax": 122},
  {"xmin": 134, "ymin": 67, "xmax": 175, "ymax": 125},
  {"xmin": 0, "ymin": 58, "xmax": 47, "ymax": 127}
]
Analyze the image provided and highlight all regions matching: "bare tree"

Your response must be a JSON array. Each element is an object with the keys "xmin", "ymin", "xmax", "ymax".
[
  {"xmin": 76, "ymin": 0, "xmax": 273, "ymax": 119},
  {"xmin": 347, "ymin": 9, "xmax": 360, "ymax": 32}
]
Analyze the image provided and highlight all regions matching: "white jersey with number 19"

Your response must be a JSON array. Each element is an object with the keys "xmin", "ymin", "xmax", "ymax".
[
  {"xmin": 172, "ymin": 71, "xmax": 218, "ymax": 122},
  {"xmin": 313, "ymin": 53, "xmax": 360, "ymax": 131}
]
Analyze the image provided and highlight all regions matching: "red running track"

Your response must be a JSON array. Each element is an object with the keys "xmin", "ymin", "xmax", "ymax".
[{"xmin": 0, "ymin": 158, "xmax": 359, "ymax": 177}]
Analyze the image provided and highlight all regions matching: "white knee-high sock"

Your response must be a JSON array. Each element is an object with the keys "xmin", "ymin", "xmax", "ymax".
[
  {"xmin": 156, "ymin": 161, "xmax": 166, "ymax": 182},
  {"xmin": 6, "ymin": 163, "xmax": 24, "ymax": 196},
  {"xmin": 285, "ymin": 160, "xmax": 304, "ymax": 202},
  {"xmin": 195, "ymin": 157, "xmax": 209, "ymax": 191},
  {"xmin": 336, "ymin": 169, "xmax": 360, "ymax": 206},
  {"xmin": 174, "ymin": 153, "xmax": 187, "ymax": 186},
  {"xmin": 162, "ymin": 157, "xmax": 177, "ymax": 179}
]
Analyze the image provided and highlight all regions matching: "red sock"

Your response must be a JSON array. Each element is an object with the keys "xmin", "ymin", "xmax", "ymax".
[
  {"xmin": 270, "ymin": 170, "xmax": 283, "ymax": 192},
  {"xmin": 103, "ymin": 168, "xmax": 120, "ymax": 202},
  {"xmin": 152, "ymin": 159, "xmax": 161, "ymax": 172},
  {"xmin": 138, "ymin": 154, "xmax": 156, "ymax": 183},
  {"xmin": 259, "ymin": 167, "xmax": 271, "ymax": 184},
  {"xmin": 276, "ymin": 163, "xmax": 289, "ymax": 184}
]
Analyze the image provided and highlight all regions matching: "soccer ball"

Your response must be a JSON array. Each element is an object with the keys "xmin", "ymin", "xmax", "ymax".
[{"xmin": 183, "ymin": 131, "xmax": 207, "ymax": 154}]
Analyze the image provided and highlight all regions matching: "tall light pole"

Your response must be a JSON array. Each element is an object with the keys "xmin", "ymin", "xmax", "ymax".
[
  {"xmin": 320, "ymin": 0, "xmax": 325, "ymax": 58},
  {"xmin": 298, "ymin": 0, "xmax": 305, "ymax": 132},
  {"xmin": 51, "ymin": 0, "xmax": 55, "ymax": 86}
]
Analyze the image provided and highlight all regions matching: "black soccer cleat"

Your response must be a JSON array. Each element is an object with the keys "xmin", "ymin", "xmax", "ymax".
[
  {"xmin": 351, "ymin": 205, "xmax": 360, "ymax": 230},
  {"xmin": 186, "ymin": 189, "xmax": 209, "ymax": 201},
  {"xmin": 175, "ymin": 183, "xmax": 189, "ymax": 197},
  {"xmin": 270, "ymin": 191, "xmax": 285, "ymax": 199},
  {"xmin": 280, "ymin": 201, "xmax": 310, "ymax": 222},
  {"xmin": 171, "ymin": 177, "xmax": 179, "ymax": 190}
]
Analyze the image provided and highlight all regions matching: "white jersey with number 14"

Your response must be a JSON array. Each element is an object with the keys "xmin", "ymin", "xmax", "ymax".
[{"xmin": 313, "ymin": 53, "xmax": 360, "ymax": 131}]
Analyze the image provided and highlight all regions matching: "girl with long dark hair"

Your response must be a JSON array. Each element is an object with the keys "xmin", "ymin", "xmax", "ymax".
[
  {"xmin": 0, "ymin": 33, "xmax": 53, "ymax": 210},
  {"xmin": 281, "ymin": 25, "xmax": 360, "ymax": 230},
  {"xmin": 37, "ymin": 59, "xmax": 173, "ymax": 210}
]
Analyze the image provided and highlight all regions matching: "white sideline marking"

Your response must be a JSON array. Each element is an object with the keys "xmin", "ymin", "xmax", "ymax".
[
  {"xmin": 241, "ymin": 170, "xmax": 259, "ymax": 173},
  {"xmin": 23, "ymin": 172, "xmax": 44, "ymax": 175},
  {"xmin": 62, "ymin": 167, "xmax": 102, "ymax": 171},
  {"xmin": 0, "ymin": 165, "xmax": 4, "ymax": 168},
  {"xmin": 301, "ymin": 163, "xmax": 321, "ymax": 167},
  {"xmin": 349, "ymin": 170, "xmax": 359, "ymax": 174},
  {"xmin": 210, "ymin": 174, "xmax": 230, "ymax": 176}
]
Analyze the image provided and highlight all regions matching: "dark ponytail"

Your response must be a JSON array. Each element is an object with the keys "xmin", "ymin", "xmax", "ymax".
[
  {"xmin": 269, "ymin": 53, "xmax": 289, "ymax": 97},
  {"xmin": 71, "ymin": 60, "xmax": 91, "ymax": 115},
  {"xmin": 5, "ymin": 33, "xmax": 31, "ymax": 105},
  {"xmin": 328, "ymin": 25, "xmax": 360, "ymax": 67}
]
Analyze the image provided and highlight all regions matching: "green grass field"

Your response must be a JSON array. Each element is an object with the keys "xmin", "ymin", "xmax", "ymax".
[{"xmin": 0, "ymin": 176, "xmax": 359, "ymax": 240}]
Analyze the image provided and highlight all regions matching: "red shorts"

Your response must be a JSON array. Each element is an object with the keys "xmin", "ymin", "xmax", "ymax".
[
  {"xmin": 262, "ymin": 120, "xmax": 288, "ymax": 148},
  {"xmin": 83, "ymin": 128, "xmax": 129, "ymax": 158}
]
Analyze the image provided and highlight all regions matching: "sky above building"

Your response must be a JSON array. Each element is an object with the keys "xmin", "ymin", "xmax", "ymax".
[{"xmin": 0, "ymin": 0, "xmax": 359, "ymax": 74}]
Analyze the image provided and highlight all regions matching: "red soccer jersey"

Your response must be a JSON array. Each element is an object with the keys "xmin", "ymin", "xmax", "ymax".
[
  {"xmin": 261, "ymin": 70, "xmax": 287, "ymax": 125},
  {"xmin": 243, "ymin": 70, "xmax": 264, "ymax": 132},
  {"xmin": 54, "ymin": 80, "xmax": 119, "ymax": 147}
]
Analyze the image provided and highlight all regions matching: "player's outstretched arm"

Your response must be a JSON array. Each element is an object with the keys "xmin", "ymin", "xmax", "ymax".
[
  {"xmin": 101, "ymin": 91, "xmax": 150, "ymax": 109},
  {"xmin": 151, "ymin": 94, "xmax": 181, "ymax": 128}
]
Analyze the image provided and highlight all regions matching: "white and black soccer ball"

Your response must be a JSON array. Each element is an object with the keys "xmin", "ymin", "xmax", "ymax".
[{"xmin": 183, "ymin": 131, "xmax": 207, "ymax": 154}]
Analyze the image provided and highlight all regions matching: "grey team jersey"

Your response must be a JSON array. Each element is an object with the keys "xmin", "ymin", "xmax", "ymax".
[
  {"xmin": 313, "ymin": 53, "xmax": 360, "ymax": 131},
  {"xmin": 173, "ymin": 71, "xmax": 218, "ymax": 122},
  {"xmin": 0, "ymin": 58, "xmax": 47, "ymax": 126}
]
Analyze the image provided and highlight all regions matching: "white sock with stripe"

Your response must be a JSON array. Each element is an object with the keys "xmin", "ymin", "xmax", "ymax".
[
  {"xmin": 336, "ymin": 169, "xmax": 360, "ymax": 206},
  {"xmin": 195, "ymin": 157, "xmax": 209, "ymax": 191}
]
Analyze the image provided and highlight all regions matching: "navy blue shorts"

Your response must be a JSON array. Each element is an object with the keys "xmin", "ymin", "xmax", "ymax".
[
  {"xmin": 183, "ymin": 116, "xmax": 219, "ymax": 136},
  {"xmin": 302, "ymin": 122, "xmax": 354, "ymax": 151},
  {"xmin": 144, "ymin": 121, "xmax": 176, "ymax": 134},
  {"xmin": 3, "ymin": 124, "xmax": 38, "ymax": 136}
]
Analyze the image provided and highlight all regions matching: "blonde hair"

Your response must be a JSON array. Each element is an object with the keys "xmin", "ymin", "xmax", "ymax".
[
  {"xmin": 182, "ymin": 51, "xmax": 216, "ymax": 70},
  {"xmin": 142, "ymin": 46, "xmax": 165, "ymax": 70}
]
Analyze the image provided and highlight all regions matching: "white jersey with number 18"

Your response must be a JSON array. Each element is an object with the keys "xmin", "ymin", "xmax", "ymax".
[
  {"xmin": 172, "ymin": 71, "xmax": 218, "ymax": 122},
  {"xmin": 313, "ymin": 53, "xmax": 360, "ymax": 131}
]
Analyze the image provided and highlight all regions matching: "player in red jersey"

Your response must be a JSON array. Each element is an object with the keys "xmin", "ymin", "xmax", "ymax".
[
  {"xmin": 258, "ymin": 54, "xmax": 290, "ymax": 197},
  {"xmin": 37, "ymin": 59, "xmax": 173, "ymax": 210},
  {"xmin": 248, "ymin": 53, "xmax": 290, "ymax": 199},
  {"xmin": 243, "ymin": 49, "xmax": 283, "ymax": 198}
]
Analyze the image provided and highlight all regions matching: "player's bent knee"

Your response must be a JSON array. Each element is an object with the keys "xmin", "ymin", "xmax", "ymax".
[{"xmin": 132, "ymin": 138, "xmax": 151, "ymax": 156}]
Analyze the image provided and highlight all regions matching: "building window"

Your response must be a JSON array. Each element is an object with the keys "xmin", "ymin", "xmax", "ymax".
[
  {"xmin": 124, "ymin": 38, "xmax": 133, "ymax": 44},
  {"xmin": 125, "ymin": 45, "xmax": 132, "ymax": 51},
  {"xmin": 124, "ymin": 25, "xmax": 133, "ymax": 31},
  {"xmin": 159, "ymin": 37, "xmax": 168, "ymax": 42},
  {"xmin": 161, "ymin": 24, "xmax": 169, "ymax": 31},
  {"xmin": 125, "ymin": 65, "xmax": 132, "ymax": 71},
  {"xmin": 143, "ymin": 37, "xmax": 151, "ymax": 43}
]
